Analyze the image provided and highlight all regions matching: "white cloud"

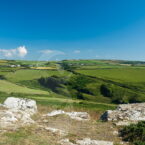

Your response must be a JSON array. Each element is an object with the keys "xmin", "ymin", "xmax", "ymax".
[
  {"xmin": 74, "ymin": 50, "xmax": 80, "ymax": 54},
  {"xmin": 17, "ymin": 46, "xmax": 28, "ymax": 57},
  {"xmin": 0, "ymin": 46, "xmax": 27, "ymax": 58}
]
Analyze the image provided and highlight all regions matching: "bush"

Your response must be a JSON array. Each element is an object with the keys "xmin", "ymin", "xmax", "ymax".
[
  {"xmin": 0, "ymin": 75, "xmax": 6, "ymax": 80},
  {"xmin": 100, "ymin": 83, "xmax": 142, "ymax": 104},
  {"xmin": 68, "ymin": 74, "xmax": 92, "ymax": 92},
  {"xmin": 60, "ymin": 61, "xmax": 75, "ymax": 71},
  {"xmin": 38, "ymin": 75, "xmax": 66, "ymax": 92},
  {"xmin": 100, "ymin": 84, "xmax": 113, "ymax": 97},
  {"xmin": 120, "ymin": 121, "xmax": 145, "ymax": 145}
]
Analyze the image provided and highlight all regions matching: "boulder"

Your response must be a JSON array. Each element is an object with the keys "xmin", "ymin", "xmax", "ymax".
[
  {"xmin": 0, "ymin": 109, "xmax": 34, "ymax": 129},
  {"xmin": 0, "ymin": 97, "xmax": 37, "ymax": 129},
  {"xmin": 101, "ymin": 103, "xmax": 145, "ymax": 125},
  {"xmin": 59, "ymin": 138, "xmax": 113, "ymax": 145},
  {"xmin": 45, "ymin": 110, "xmax": 90, "ymax": 121},
  {"xmin": 3, "ymin": 97, "xmax": 37, "ymax": 115},
  {"xmin": 46, "ymin": 110, "xmax": 65, "ymax": 116}
]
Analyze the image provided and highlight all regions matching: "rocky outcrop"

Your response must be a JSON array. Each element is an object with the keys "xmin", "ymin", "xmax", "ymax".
[
  {"xmin": 0, "ymin": 97, "xmax": 37, "ymax": 129},
  {"xmin": 45, "ymin": 110, "xmax": 90, "ymax": 121},
  {"xmin": 59, "ymin": 138, "xmax": 113, "ymax": 145},
  {"xmin": 101, "ymin": 103, "xmax": 145, "ymax": 125},
  {"xmin": 3, "ymin": 97, "xmax": 37, "ymax": 115}
]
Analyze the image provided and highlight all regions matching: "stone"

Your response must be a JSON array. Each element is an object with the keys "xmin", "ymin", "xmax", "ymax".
[
  {"xmin": 44, "ymin": 127, "xmax": 67, "ymax": 136},
  {"xmin": 101, "ymin": 103, "xmax": 145, "ymax": 125},
  {"xmin": 45, "ymin": 110, "xmax": 90, "ymax": 121},
  {"xmin": 114, "ymin": 121, "xmax": 132, "ymax": 126},
  {"xmin": 3, "ymin": 97, "xmax": 37, "ymax": 115},
  {"xmin": 66, "ymin": 112, "xmax": 90, "ymax": 121},
  {"xmin": 76, "ymin": 138, "xmax": 113, "ymax": 145},
  {"xmin": 112, "ymin": 130, "xmax": 118, "ymax": 135},
  {"xmin": 46, "ymin": 110, "xmax": 65, "ymax": 116},
  {"xmin": 0, "ymin": 97, "xmax": 37, "ymax": 129},
  {"xmin": 59, "ymin": 139, "xmax": 76, "ymax": 145},
  {"xmin": 59, "ymin": 138, "xmax": 113, "ymax": 145}
]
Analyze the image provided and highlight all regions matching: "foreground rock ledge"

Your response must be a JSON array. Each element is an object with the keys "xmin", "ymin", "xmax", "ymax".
[
  {"xmin": 3, "ymin": 97, "xmax": 37, "ymax": 115},
  {"xmin": 101, "ymin": 103, "xmax": 145, "ymax": 125},
  {"xmin": 59, "ymin": 138, "xmax": 113, "ymax": 145},
  {"xmin": 0, "ymin": 97, "xmax": 37, "ymax": 129}
]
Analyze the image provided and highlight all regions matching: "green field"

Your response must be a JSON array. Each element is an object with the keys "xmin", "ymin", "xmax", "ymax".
[
  {"xmin": 0, "ymin": 59, "xmax": 145, "ymax": 111},
  {"xmin": 5, "ymin": 69, "xmax": 70, "ymax": 82},
  {"xmin": 0, "ymin": 80, "xmax": 49, "ymax": 95},
  {"xmin": 77, "ymin": 68, "xmax": 145, "ymax": 83}
]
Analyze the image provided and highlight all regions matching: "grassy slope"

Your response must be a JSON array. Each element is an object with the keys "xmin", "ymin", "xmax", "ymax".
[
  {"xmin": 5, "ymin": 69, "xmax": 70, "ymax": 82},
  {"xmin": 77, "ymin": 68, "xmax": 145, "ymax": 83},
  {"xmin": 0, "ymin": 59, "xmax": 145, "ymax": 111},
  {"xmin": 0, "ymin": 59, "xmax": 144, "ymax": 145},
  {"xmin": 0, "ymin": 80, "xmax": 49, "ymax": 95}
]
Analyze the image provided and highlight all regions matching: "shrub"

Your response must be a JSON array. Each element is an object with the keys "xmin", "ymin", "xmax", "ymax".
[
  {"xmin": 120, "ymin": 121, "xmax": 145, "ymax": 145},
  {"xmin": 38, "ymin": 75, "xmax": 66, "ymax": 92},
  {"xmin": 68, "ymin": 74, "xmax": 92, "ymax": 92},
  {"xmin": 100, "ymin": 84, "xmax": 113, "ymax": 97},
  {"xmin": 0, "ymin": 75, "xmax": 6, "ymax": 80},
  {"xmin": 76, "ymin": 92, "xmax": 84, "ymax": 100},
  {"xmin": 60, "ymin": 61, "xmax": 75, "ymax": 71}
]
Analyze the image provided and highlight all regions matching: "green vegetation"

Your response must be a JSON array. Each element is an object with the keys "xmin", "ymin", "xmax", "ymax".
[
  {"xmin": 5, "ymin": 69, "xmax": 69, "ymax": 82},
  {"xmin": 77, "ymin": 68, "xmax": 145, "ymax": 83},
  {"xmin": 0, "ymin": 59, "xmax": 145, "ymax": 111},
  {"xmin": 0, "ymin": 80, "xmax": 49, "ymax": 95},
  {"xmin": 0, "ymin": 59, "xmax": 145, "ymax": 145},
  {"xmin": 120, "ymin": 121, "xmax": 145, "ymax": 145},
  {"xmin": 76, "ymin": 68, "xmax": 145, "ymax": 103}
]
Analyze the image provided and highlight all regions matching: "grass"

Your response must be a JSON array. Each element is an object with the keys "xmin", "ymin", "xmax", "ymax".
[
  {"xmin": 5, "ymin": 69, "xmax": 70, "ymax": 82},
  {"xmin": 77, "ymin": 68, "xmax": 145, "ymax": 83},
  {"xmin": 31, "ymin": 96, "xmax": 116, "ymax": 111},
  {"xmin": 0, "ymin": 59, "xmax": 145, "ymax": 145},
  {"xmin": 76, "ymin": 68, "xmax": 145, "ymax": 102},
  {"xmin": 0, "ymin": 126, "xmax": 55, "ymax": 145},
  {"xmin": 0, "ymin": 80, "xmax": 49, "ymax": 95}
]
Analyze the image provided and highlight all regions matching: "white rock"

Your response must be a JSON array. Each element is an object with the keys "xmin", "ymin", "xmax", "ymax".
[
  {"xmin": 115, "ymin": 121, "xmax": 132, "ymax": 126},
  {"xmin": 59, "ymin": 138, "xmax": 113, "ymax": 145},
  {"xmin": 76, "ymin": 138, "xmax": 113, "ymax": 145},
  {"xmin": 44, "ymin": 127, "xmax": 67, "ymax": 136},
  {"xmin": 112, "ymin": 131, "xmax": 118, "ymax": 135},
  {"xmin": 46, "ymin": 110, "xmax": 65, "ymax": 116},
  {"xmin": 101, "ymin": 103, "xmax": 145, "ymax": 125},
  {"xmin": 59, "ymin": 139, "xmax": 76, "ymax": 145},
  {"xmin": 0, "ymin": 97, "xmax": 37, "ymax": 129},
  {"xmin": 3, "ymin": 97, "xmax": 37, "ymax": 115},
  {"xmin": 66, "ymin": 112, "xmax": 90, "ymax": 121},
  {"xmin": 46, "ymin": 110, "xmax": 90, "ymax": 121},
  {"xmin": 0, "ymin": 109, "xmax": 35, "ymax": 128}
]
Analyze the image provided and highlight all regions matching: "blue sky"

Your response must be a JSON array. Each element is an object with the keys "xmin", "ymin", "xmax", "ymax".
[{"xmin": 0, "ymin": 0, "xmax": 145, "ymax": 61}]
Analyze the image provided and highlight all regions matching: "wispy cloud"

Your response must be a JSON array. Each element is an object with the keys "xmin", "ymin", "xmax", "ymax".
[
  {"xmin": 74, "ymin": 50, "xmax": 81, "ymax": 54},
  {"xmin": 39, "ymin": 49, "xmax": 65, "ymax": 60},
  {"xmin": 40, "ymin": 49, "xmax": 65, "ymax": 55},
  {"xmin": 0, "ymin": 46, "xmax": 28, "ymax": 58}
]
